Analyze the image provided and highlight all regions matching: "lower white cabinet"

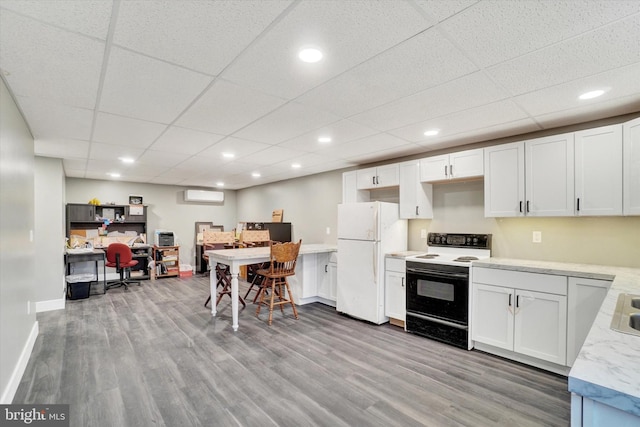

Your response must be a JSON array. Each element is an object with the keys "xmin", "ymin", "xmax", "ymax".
[
  {"xmin": 289, "ymin": 251, "xmax": 337, "ymax": 307},
  {"xmin": 566, "ymin": 277, "xmax": 611, "ymax": 366},
  {"xmin": 572, "ymin": 394, "xmax": 640, "ymax": 427},
  {"xmin": 317, "ymin": 252, "xmax": 337, "ymax": 304},
  {"xmin": 385, "ymin": 257, "xmax": 406, "ymax": 322},
  {"xmin": 472, "ymin": 267, "xmax": 568, "ymax": 366}
]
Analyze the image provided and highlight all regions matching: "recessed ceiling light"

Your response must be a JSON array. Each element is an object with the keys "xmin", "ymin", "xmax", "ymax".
[
  {"xmin": 222, "ymin": 152, "xmax": 235, "ymax": 159},
  {"xmin": 291, "ymin": 163, "xmax": 301, "ymax": 169},
  {"xmin": 216, "ymin": 182, "xmax": 224, "ymax": 187},
  {"xmin": 579, "ymin": 90, "xmax": 606, "ymax": 100},
  {"xmin": 252, "ymin": 172, "xmax": 261, "ymax": 178},
  {"xmin": 298, "ymin": 47, "xmax": 323, "ymax": 63},
  {"xmin": 318, "ymin": 136, "xmax": 332, "ymax": 143},
  {"xmin": 118, "ymin": 157, "xmax": 134, "ymax": 164},
  {"xmin": 423, "ymin": 129, "xmax": 440, "ymax": 137},
  {"xmin": 107, "ymin": 172, "xmax": 121, "ymax": 178}
]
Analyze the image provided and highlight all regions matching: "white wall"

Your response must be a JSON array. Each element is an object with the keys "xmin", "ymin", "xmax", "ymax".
[
  {"xmin": 35, "ymin": 157, "xmax": 66, "ymax": 307},
  {"xmin": 65, "ymin": 179, "xmax": 237, "ymax": 267},
  {"xmin": 0, "ymin": 78, "xmax": 38, "ymax": 403}
]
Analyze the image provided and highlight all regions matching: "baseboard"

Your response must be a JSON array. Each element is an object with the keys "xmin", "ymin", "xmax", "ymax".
[
  {"xmin": 36, "ymin": 297, "xmax": 65, "ymax": 313},
  {"xmin": 473, "ymin": 342, "xmax": 570, "ymax": 376},
  {"xmin": 0, "ymin": 321, "xmax": 39, "ymax": 404}
]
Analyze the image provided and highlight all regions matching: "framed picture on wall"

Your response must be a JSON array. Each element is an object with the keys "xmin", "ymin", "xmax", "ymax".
[{"xmin": 129, "ymin": 195, "xmax": 143, "ymax": 205}]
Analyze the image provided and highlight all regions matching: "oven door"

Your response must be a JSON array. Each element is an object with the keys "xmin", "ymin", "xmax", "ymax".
[{"xmin": 406, "ymin": 262, "xmax": 469, "ymax": 325}]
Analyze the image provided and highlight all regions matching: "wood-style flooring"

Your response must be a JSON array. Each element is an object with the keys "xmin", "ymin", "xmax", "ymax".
[{"xmin": 14, "ymin": 274, "xmax": 570, "ymax": 426}]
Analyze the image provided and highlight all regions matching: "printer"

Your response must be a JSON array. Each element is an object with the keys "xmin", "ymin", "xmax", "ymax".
[{"xmin": 154, "ymin": 230, "xmax": 174, "ymax": 247}]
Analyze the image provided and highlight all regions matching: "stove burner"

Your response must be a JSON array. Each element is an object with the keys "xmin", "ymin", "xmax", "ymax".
[
  {"xmin": 453, "ymin": 256, "xmax": 479, "ymax": 262},
  {"xmin": 416, "ymin": 254, "xmax": 439, "ymax": 259}
]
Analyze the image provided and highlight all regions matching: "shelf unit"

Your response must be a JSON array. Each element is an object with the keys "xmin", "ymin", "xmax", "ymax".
[
  {"xmin": 153, "ymin": 245, "xmax": 180, "ymax": 278},
  {"xmin": 130, "ymin": 246, "xmax": 153, "ymax": 280},
  {"xmin": 66, "ymin": 203, "xmax": 147, "ymax": 237}
]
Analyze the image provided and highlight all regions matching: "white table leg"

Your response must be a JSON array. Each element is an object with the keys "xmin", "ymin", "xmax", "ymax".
[
  {"xmin": 209, "ymin": 261, "xmax": 217, "ymax": 317},
  {"xmin": 230, "ymin": 266, "xmax": 239, "ymax": 331}
]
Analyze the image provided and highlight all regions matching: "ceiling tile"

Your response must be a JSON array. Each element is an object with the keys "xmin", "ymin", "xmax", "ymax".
[
  {"xmin": 238, "ymin": 146, "xmax": 307, "ymax": 166},
  {"xmin": 296, "ymin": 28, "xmax": 478, "ymax": 117},
  {"xmin": 0, "ymin": 10, "xmax": 104, "ymax": 109},
  {"xmin": 232, "ymin": 101, "xmax": 340, "ymax": 144},
  {"xmin": 62, "ymin": 158, "xmax": 88, "ymax": 174},
  {"xmin": 346, "ymin": 143, "xmax": 425, "ymax": 164},
  {"xmin": 388, "ymin": 100, "xmax": 531, "ymax": 143},
  {"xmin": 534, "ymin": 95, "xmax": 640, "ymax": 129},
  {"xmin": 16, "ymin": 96, "xmax": 93, "ymax": 140},
  {"xmin": 278, "ymin": 119, "xmax": 379, "ymax": 152},
  {"xmin": 0, "ymin": 0, "xmax": 112, "ymax": 39},
  {"xmin": 150, "ymin": 126, "xmax": 224, "ymax": 155},
  {"xmin": 486, "ymin": 14, "xmax": 640, "ymax": 96},
  {"xmin": 34, "ymin": 138, "xmax": 90, "ymax": 159},
  {"xmin": 99, "ymin": 47, "xmax": 212, "ymax": 123},
  {"xmin": 175, "ymin": 79, "xmax": 287, "ymax": 135},
  {"xmin": 136, "ymin": 150, "xmax": 192, "ymax": 168},
  {"xmin": 198, "ymin": 137, "xmax": 272, "ymax": 160},
  {"xmin": 413, "ymin": 0, "xmax": 478, "ymax": 22},
  {"xmin": 440, "ymin": 0, "xmax": 640, "ymax": 68},
  {"xmin": 93, "ymin": 112, "xmax": 167, "ymax": 148},
  {"xmin": 88, "ymin": 142, "xmax": 145, "ymax": 162},
  {"xmin": 349, "ymin": 72, "xmax": 509, "ymax": 131},
  {"xmin": 221, "ymin": 0, "xmax": 434, "ymax": 99},
  {"xmin": 324, "ymin": 133, "xmax": 412, "ymax": 160},
  {"xmin": 114, "ymin": 0, "xmax": 292, "ymax": 75}
]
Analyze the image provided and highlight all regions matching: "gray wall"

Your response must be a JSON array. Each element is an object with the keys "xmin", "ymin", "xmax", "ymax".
[
  {"xmin": 0, "ymin": 78, "xmax": 37, "ymax": 403},
  {"xmin": 65, "ymin": 179, "xmax": 238, "ymax": 268},
  {"xmin": 236, "ymin": 170, "xmax": 343, "ymax": 244},
  {"xmin": 35, "ymin": 157, "xmax": 65, "ymax": 304}
]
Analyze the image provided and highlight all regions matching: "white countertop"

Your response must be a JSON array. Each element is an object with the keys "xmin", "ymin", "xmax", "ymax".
[
  {"xmin": 205, "ymin": 243, "xmax": 337, "ymax": 261},
  {"xmin": 386, "ymin": 250, "xmax": 425, "ymax": 259},
  {"xmin": 473, "ymin": 258, "xmax": 640, "ymax": 416}
]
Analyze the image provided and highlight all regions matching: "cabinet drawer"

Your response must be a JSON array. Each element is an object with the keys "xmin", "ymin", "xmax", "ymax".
[
  {"xmin": 385, "ymin": 257, "xmax": 405, "ymax": 272},
  {"xmin": 473, "ymin": 267, "xmax": 567, "ymax": 295}
]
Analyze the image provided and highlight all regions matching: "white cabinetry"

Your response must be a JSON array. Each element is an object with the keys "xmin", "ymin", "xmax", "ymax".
[
  {"xmin": 399, "ymin": 160, "xmax": 433, "ymax": 219},
  {"xmin": 317, "ymin": 252, "xmax": 337, "ymax": 306},
  {"xmin": 420, "ymin": 148, "xmax": 483, "ymax": 182},
  {"xmin": 342, "ymin": 171, "xmax": 370, "ymax": 204},
  {"xmin": 472, "ymin": 267, "xmax": 567, "ymax": 366},
  {"xmin": 484, "ymin": 133, "xmax": 574, "ymax": 217},
  {"xmin": 385, "ymin": 257, "xmax": 406, "ymax": 324},
  {"xmin": 575, "ymin": 124, "xmax": 623, "ymax": 216},
  {"xmin": 623, "ymin": 117, "xmax": 640, "ymax": 215},
  {"xmin": 356, "ymin": 164, "xmax": 399, "ymax": 189},
  {"xmin": 572, "ymin": 394, "xmax": 640, "ymax": 427},
  {"xmin": 566, "ymin": 277, "xmax": 610, "ymax": 366}
]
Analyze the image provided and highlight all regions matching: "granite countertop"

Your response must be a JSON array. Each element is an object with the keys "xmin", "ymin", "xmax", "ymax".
[{"xmin": 473, "ymin": 258, "xmax": 640, "ymax": 416}]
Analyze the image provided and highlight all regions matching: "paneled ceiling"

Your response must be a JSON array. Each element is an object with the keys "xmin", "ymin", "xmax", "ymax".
[{"xmin": 1, "ymin": 0, "xmax": 639, "ymax": 190}]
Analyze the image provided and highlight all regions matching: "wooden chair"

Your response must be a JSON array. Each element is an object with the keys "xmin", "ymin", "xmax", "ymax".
[
  {"xmin": 240, "ymin": 229, "xmax": 272, "ymax": 302},
  {"xmin": 255, "ymin": 239, "xmax": 301, "ymax": 325},
  {"xmin": 202, "ymin": 231, "xmax": 245, "ymax": 309}
]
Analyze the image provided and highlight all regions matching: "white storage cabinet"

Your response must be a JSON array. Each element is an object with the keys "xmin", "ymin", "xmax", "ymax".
[
  {"xmin": 623, "ymin": 117, "xmax": 640, "ymax": 215},
  {"xmin": 420, "ymin": 148, "xmax": 483, "ymax": 182},
  {"xmin": 356, "ymin": 164, "xmax": 399, "ymax": 190},
  {"xmin": 398, "ymin": 160, "xmax": 433, "ymax": 219},
  {"xmin": 384, "ymin": 257, "xmax": 406, "ymax": 323}
]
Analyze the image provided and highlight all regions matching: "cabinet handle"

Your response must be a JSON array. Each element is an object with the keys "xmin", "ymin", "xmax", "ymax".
[
  {"xmin": 516, "ymin": 295, "xmax": 520, "ymax": 308},
  {"xmin": 416, "ymin": 206, "xmax": 419, "ymax": 216},
  {"xmin": 508, "ymin": 294, "xmax": 512, "ymax": 307},
  {"xmin": 325, "ymin": 265, "xmax": 328, "ymax": 273},
  {"xmin": 401, "ymin": 277, "xmax": 405, "ymax": 287},
  {"xmin": 372, "ymin": 176, "xmax": 376, "ymax": 185},
  {"xmin": 376, "ymin": 176, "xmax": 380, "ymax": 185},
  {"xmin": 577, "ymin": 197, "xmax": 580, "ymax": 211},
  {"xmin": 444, "ymin": 165, "xmax": 448, "ymax": 177},
  {"xmin": 519, "ymin": 201, "xmax": 523, "ymax": 213},
  {"xmin": 526, "ymin": 200, "xmax": 530, "ymax": 213},
  {"xmin": 449, "ymin": 165, "xmax": 453, "ymax": 176}
]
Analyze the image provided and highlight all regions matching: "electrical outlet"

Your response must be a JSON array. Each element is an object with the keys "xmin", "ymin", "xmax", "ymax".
[
  {"xmin": 420, "ymin": 229, "xmax": 427, "ymax": 238},
  {"xmin": 532, "ymin": 231, "xmax": 542, "ymax": 243}
]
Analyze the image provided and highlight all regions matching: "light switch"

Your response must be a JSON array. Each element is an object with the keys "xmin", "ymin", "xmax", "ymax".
[
  {"xmin": 532, "ymin": 231, "xmax": 542, "ymax": 243},
  {"xmin": 420, "ymin": 229, "xmax": 427, "ymax": 238}
]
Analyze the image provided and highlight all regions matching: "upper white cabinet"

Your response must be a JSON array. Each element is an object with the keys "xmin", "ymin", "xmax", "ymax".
[
  {"xmin": 342, "ymin": 171, "xmax": 370, "ymax": 204},
  {"xmin": 623, "ymin": 117, "xmax": 640, "ymax": 215},
  {"xmin": 399, "ymin": 161, "xmax": 433, "ymax": 219},
  {"xmin": 484, "ymin": 142, "xmax": 526, "ymax": 217},
  {"xmin": 420, "ymin": 148, "xmax": 484, "ymax": 182},
  {"xmin": 356, "ymin": 164, "xmax": 400, "ymax": 189},
  {"xmin": 574, "ymin": 124, "xmax": 623, "ymax": 216}
]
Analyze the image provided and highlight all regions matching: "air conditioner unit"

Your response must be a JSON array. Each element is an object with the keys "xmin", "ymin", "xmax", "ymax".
[{"xmin": 184, "ymin": 189, "xmax": 224, "ymax": 203}]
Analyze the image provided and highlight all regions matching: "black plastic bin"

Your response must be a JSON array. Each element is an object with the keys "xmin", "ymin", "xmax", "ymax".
[{"xmin": 67, "ymin": 281, "xmax": 91, "ymax": 300}]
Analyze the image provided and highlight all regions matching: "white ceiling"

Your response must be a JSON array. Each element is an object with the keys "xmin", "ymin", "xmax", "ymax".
[{"xmin": 1, "ymin": 0, "xmax": 639, "ymax": 190}]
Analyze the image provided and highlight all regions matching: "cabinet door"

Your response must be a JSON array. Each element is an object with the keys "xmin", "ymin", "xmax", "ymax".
[
  {"xmin": 525, "ymin": 133, "xmax": 575, "ymax": 216},
  {"xmin": 399, "ymin": 161, "xmax": 433, "ymax": 219},
  {"xmin": 328, "ymin": 261, "xmax": 337, "ymax": 301},
  {"xmin": 356, "ymin": 167, "xmax": 378, "ymax": 190},
  {"xmin": 575, "ymin": 124, "xmax": 623, "ymax": 216},
  {"xmin": 472, "ymin": 284, "xmax": 514, "ymax": 350},
  {"xmin": 384, "ymin": 270, "xmax": 406, "ymax": 321},
  {"xmin": 67, "ymin": 204, "xmax": 95, "ymax": 222},
  {"xmin": 623, "ymin": 117, "xmax": 640, "ymax": 215},
  {"xmin": 316, "ymin": 253, "xmax": 332, "ymax": 300},
  {"xmin": 484, "ymin": 142, "xmax": 525, "ymax": 217},
  {"xmin": 419, "ymin": 154, "xmax": 449, "ymax": 182},
  {"xmin": 376, "ymin": 164, "xmax": 400, "ymax": 188},
  {"xmin": 513, "ymin": 290, "xmax": 567, "ymax": 365},
  {"xmin": 450, "ymin": 148, "xmax": 484, "ymax": 179},
  {"xmin": 566, "ymin": 277, "xmax": 610, "ymax": 366},
  {"xmin": 343, "ymin": 171, "xmax": 370, "ymax": 203}
]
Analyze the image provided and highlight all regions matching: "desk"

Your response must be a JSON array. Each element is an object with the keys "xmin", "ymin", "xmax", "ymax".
[
  {"xmin": 64, "ymin": 249, "xmax": 107, "ymax": 294},
  {"xmin": 205, "ymin": 244, "xmax": 337, "ymax": 331}
]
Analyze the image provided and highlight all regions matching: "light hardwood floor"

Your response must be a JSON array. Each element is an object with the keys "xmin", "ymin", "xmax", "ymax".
[{"xmin": 15, "ymin": 274, "xmax": 570, "ymax": 427}]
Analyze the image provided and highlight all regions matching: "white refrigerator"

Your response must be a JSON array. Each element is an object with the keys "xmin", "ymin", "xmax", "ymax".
[{"xmin": 336, "ymin": 202, "xmax": 407, "ymax": 324}]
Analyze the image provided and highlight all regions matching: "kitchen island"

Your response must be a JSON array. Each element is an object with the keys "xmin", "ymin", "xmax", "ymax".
[
  {"xmin": 472, "ymin": 258, "xmax": 640, "ymax": 426},
  {"xmin": 205, "ymin": 243, "xmax": 337, "ymax": 331}
]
